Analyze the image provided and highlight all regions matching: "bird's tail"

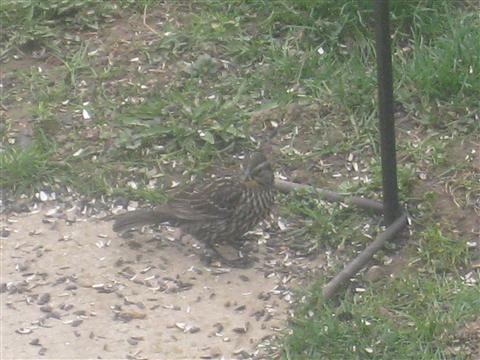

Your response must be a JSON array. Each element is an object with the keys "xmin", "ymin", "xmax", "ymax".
[{"xmin": 112, "ymin": 208, "xmax": 161, "ymax": 233}]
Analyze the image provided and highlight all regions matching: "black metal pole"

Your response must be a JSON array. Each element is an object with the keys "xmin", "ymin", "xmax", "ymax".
[{"xmin": 374, "ymin": 0, "xmax": 401, "ymax": 225}]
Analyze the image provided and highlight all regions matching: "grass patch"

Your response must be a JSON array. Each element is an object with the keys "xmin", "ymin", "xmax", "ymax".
[
  {"xmin": 0, "ymin": 141, "xmax": 61, "ymax": 194},
  {"xmin": 0, "ymin": 0, "xmax": 159, "ymax": 58},
  {"xmin": 279, "ymin": 191, "xmax": 379, "ymax": 250},
  {"xmin": 114, "ymin": 76, "xmax": 252, "ymax": 166},
  {"xmin": 284, "ymin": 272, "xmax": 480, "ymax": 359},
  {"xmin": 0, "ymin": 0, "xmax": 116, "ymax": 55},
  {"xmin": 418, "ymin": 226, "xmax": 470, "ymax": 273}
]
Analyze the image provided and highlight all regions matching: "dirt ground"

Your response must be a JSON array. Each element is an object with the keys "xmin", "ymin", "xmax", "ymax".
[{"xmin": 1, "ymin": 203, "xmax": 325, "ymax": 359}]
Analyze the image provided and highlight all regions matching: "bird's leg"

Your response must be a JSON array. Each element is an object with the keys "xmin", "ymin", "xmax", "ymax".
[
  {"xmin": 230, "ymin": 237, "xmax": 246, "ymax": 250},
  {"xmin": 231, "ymin": 234, "xmax": 258, "ymax": 254},
  {"xmin": 202, "ymin": 244, "xmax": 254, "ymax": 269}
]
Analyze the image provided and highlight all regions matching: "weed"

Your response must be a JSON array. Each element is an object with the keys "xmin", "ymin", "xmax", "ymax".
[
  {"xmin": 0, "ymin": 141, "xmax": 60, "ymax": 194},
  {"xmin": 418, "ymin": 225, "xmax": 469, "ymax": 273}
]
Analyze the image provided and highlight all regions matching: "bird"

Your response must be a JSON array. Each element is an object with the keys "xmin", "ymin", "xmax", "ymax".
[{"xmin": 111, "ymin": 151, "xmax": 275, "ymax": 267}]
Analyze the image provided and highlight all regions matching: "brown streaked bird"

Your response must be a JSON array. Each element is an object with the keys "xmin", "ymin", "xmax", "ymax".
[{"xmin": 111, "ymin": 152, "xmax": 275, "ymax": 266}]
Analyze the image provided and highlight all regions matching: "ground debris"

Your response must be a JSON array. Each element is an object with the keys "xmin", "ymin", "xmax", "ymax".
[
  {"xmin": 126, "ymin": 350, "xmax": 148, "ymax": 360},
  {"xmin": 16, "ymin": 327, "xmax": 33, "ymax": 335},
  {"xmin": 174, "ymin": 322, "xmax": 201, "ymax": 333},
  {"xmin": 36, "ymin": 293, "xmax": 51, "ymax": 305},
  {"xmin": 3, "ymin": 203, "xmax": 311, "ymax": 358},
  {"xmin": 29, "ymin": 338, "xmax": 41, "ymax": 346},
  {"xmin": 232, "ymin": 322, "xmax": 250, "ymax": 334},
  {"xmin": 70, "ymin": 319, "xmax": 83, "ymax": 327},
  {"xmin": 114, "ymin": 311, "xmax": 147, "ymax": 322},
  {"xmin": 91, "ymin": 282, "xmax": 119, "ymax": 293}
]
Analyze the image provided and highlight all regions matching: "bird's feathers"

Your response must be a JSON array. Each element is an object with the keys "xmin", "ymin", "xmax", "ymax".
[
  {"xmin": 111, "ymin": 151, "xmax": 274, "ymax": 240},
  {"xmin": 156, "ymin": 178, "xmax": 243, "ymax": 221}
]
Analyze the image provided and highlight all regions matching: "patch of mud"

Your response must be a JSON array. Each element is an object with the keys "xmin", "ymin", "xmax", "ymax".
[{"xmin": 1, "ymin": 205, "xmax": 325, "ymax": 359}]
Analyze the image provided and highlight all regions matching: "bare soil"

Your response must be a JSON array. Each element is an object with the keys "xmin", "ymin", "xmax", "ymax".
[{"xmin": 1, "ymin": 204, "xmax": 324, "ymax": 359}]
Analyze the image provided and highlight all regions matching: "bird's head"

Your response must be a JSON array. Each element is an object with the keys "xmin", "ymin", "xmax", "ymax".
[{"xmin": 243, "ymin": 152, "xmax": 274, "ymax": 187}]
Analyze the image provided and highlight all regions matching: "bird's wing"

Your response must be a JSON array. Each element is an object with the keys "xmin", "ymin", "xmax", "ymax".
[{"xmin": 158, "ymin": 178, "xmax": 242, "ymax": 221}]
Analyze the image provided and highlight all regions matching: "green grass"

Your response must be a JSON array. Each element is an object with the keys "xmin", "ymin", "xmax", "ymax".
[
  {"xmin": 0, "ymin": 141, "xmax": 61, "ymax": 193},
  {"xmin": 279, "ymin": 191, "xmax": 380, "ymax": 252},
  {"xmin": 1, "ymin": 0, "xmax": 479, "ymax": 358},
  {"xmin": 284, "ymin": 273, "xmax": 479, "ymax": 359},
  {"xmin": 418, "ymin": 226, "xmax": 470, "ymax": 273},
  {"xmin": 0, "ymin": 0, "xmax": 114, "ymax": 56},
  {"xmin": 0, "ymin": 0, "xmax": 159, "ymax": 59}
]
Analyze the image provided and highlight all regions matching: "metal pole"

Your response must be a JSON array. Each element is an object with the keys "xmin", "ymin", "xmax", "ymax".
[{"xmin": 374, "ymin": 0, "xmax": 401, "ymax": 225}]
